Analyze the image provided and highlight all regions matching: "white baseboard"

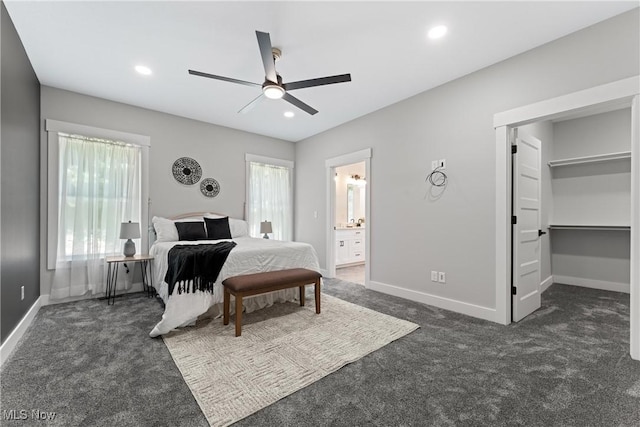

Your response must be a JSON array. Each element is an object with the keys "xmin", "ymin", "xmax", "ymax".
[
  {"xmin": 368, "ymin": 280, "xmax": 497, "ymax": 323},
  {"xmin": 540, "ymin": 275, "xmax": 554, "ymax": 293},
  {"xmin": 0, "ymin": 296, "xmax": 45, "ymax": 367},
  {"xmin": 553, "ymin": 275, "xmax": 629, "ymax": 294}
]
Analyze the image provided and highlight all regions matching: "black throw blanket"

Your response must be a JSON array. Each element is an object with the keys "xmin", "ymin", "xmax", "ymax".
[{"xmin": 164, "ymin": 242, "xmax": 237, "ymax": 295}]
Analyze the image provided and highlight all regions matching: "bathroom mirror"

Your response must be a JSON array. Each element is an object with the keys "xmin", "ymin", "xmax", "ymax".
[{"xmin": 347, "ymin": 184, "xmax": 365, "ymax": 224}]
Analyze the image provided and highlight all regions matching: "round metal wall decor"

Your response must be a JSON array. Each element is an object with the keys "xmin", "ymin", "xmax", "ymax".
[
  {"xmin": 172, "ymin": 157, "xmax": 202, "ymax": 185},
  {"xmin": 200, "ymin": 178, "xmax": 221, "ymax": 198}
]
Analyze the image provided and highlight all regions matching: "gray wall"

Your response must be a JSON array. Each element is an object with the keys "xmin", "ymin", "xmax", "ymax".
[
  {"xmin": 550, "ymin": 108, "xmax": 632, "ymax": 287},
  {"xmin": 40, "ymin": 86, "xmax": 294, "ymax": 297},
  {"xmin": 294, "ymin": 9, "xmax": 639, "ymax": 310},
  {"xmin": 1, "ymin": 2, "xmax": 41, "ymax": 343}
]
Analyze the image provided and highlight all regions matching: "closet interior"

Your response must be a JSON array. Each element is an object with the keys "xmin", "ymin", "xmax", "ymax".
[{"xmin": 542, "ymin": 107, "xmax": 631, "ymax": 293}]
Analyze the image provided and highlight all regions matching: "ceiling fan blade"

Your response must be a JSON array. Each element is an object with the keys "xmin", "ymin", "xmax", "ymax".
[
  {"xmin": 255, "ymin": 31, "xmax": 278, "ymax": 83},
  {"xmin": 188, "ymin": 69, "xmax": 261, "ymax": 88},
  {"xmin": 283, "ymin": 92, "xmax": 318, "ymax": 115},
  {"xmin": 238, "ymin": 94, "xmax": 264, "ymax": 114},
  {"xmin": 283, "ymin": 74, "xmax": 351, "ymax": 91}
]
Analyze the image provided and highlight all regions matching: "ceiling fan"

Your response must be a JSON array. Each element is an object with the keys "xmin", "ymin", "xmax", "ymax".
[{"xmin": 188, "ymin": 31, "xmax": 352, "ymax": 115}]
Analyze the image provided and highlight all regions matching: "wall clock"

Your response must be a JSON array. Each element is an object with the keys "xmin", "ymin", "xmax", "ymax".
[
  {"xmin": 172, "ymin": 157, "xmax": 202, "ymax": 185},
  {"xmin": 200, "ymin": 178, "xmax": 221, "ymax": 198}
]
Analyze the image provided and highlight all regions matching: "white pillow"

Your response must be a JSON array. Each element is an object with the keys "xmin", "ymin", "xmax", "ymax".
[
  {"xmin": 152, "ymin": 216, "xmax": 179, "ymax": 242},
  {"xmin": 229, "ymin": 218, "xmax": 249, "ymax": 237},
  {"xmin": 152, "ymin": 216, "xmax": 205, "ymax": 242}
]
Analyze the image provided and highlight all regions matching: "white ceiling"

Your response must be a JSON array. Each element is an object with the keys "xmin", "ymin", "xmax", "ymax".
[{"xmin": 5, "ymin": 1, "xmax": 637, "ymax": 142}]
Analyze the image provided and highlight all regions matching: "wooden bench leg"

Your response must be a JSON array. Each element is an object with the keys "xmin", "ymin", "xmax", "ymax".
[
  {"xmin": 315, "ymin": 278, "xmax": 321, "ymax": 314},
  {"xmin": 299, "ymin": 285, "xmax": 305, "ymax": 306},
  {"xmin": 223, "ymin": 288, "xmax": 230, "ymax": 325},
  {"xmin": 235, "ymin": 294, "xmax": 243, "ymax": 337}
]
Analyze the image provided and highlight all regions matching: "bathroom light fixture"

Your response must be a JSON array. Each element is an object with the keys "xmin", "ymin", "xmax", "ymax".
[
  {"xmin": 134, "ymin": 65, "xmax": 152, "ymax": 76},
  {"xmin": 263, "ymin": 84, "xmax": 285, "ymax": 99},
  {"xmin": 428, "ymin": 25, "xmax": 448, "ymax": 40},
  {"xmin": 348, "ymin": 174, "xmax": 366, "ymax": 186}
]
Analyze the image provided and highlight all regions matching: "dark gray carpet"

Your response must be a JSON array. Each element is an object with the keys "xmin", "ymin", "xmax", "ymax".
[{"xmin": 1, "ymin": 281, "xmax": 639, "ymax": 426}]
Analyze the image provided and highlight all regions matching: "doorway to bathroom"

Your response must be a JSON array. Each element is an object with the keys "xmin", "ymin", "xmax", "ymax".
[
  {"xmin": 334, "ymin": 161, "xmax": 366, "ymax": 285},
  {"xmin": 325, "ymin": 148, "xmax": 371, "ymax": 286}
]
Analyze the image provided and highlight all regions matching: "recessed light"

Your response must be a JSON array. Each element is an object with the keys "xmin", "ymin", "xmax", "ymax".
[
  {"xmin": 284, "ymin": 111, "xmax": 295, "ymax": 118},
  {"xmin": 428, "ymin": 25, "xmax": 448, "ymax": 40},
  {"xmin": 135, "ymin": 65, "xmax": 152, "ymax": 76}
]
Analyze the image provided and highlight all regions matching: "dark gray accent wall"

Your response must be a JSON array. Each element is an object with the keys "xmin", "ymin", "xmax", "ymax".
[{"xmin": 1, "ymin": 2, "xmax": 41, "ymax": 343}]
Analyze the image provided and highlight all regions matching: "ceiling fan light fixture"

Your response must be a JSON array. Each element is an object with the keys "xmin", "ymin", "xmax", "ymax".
[{"xmin": 263, "ymin": 84, "xmax": 285, "ymax": 99}]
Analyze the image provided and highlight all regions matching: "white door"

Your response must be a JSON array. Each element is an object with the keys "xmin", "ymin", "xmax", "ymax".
[{"xmin": 512, "ymin": 131, "xmax": 543, "ymax": 321}]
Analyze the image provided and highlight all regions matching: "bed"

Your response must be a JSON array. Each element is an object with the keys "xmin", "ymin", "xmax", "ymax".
[{"xmin": 148, "ymin": 213, "xmax": 321, "ymax": 337}]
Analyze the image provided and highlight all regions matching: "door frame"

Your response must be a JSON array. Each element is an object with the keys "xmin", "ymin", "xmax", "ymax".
[
  {"xmin": 493, "ymin": 75, "xmax": 640, "ymax": 360},
  {"xmin": 325, "ymin": 148, "xmax": 372, "ymax": 283}
]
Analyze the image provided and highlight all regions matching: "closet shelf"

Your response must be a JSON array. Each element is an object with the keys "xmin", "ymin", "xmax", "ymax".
[
  {"xmin": 547, "ymin": 151, "xmax": 631, "ymax": 167},
  {"xmin": 549, "ymin": 224, "xmax": 630, "ymax": 231}
]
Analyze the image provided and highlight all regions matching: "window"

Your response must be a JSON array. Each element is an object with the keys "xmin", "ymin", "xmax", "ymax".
[
  {"xmin": 46, "ymin": 120, "xmax": 150, "ymax": 270},
  {"xmin": 245, "ymin": 154, "xmax": 293, "ymax": 241},
  {"xmin": 57, "ymin": 133, "xmax": 141, "ymax": 262}
]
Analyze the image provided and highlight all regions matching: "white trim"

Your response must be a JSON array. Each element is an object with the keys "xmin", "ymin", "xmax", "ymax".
[
  {"xmin": 325, "ymin": 148, "xmax": 372, "ymax": 168},
  {"xmin": 494, "ymin": 76, "xmax": 639, "ymax": 128},
  {"xmin": 368, "ymin": 280, "xmax": 497, "ymax": 323},
  {"xmin": 45, "ymin": 119, "xmax": 150, "ymax": 147},
  {"xmin": 540, "ymin": 275, "xmax": 554, "ymax": 293},
  {"xmin": 553, "ymin": 275, "xmax": 629, "ymax": 294},
  {"xmin": 0, "ymin": 296, "xmax": 45, "ymax": 367},
  {"xmin": 495, "ymin": 126, "xmax": 511, "ymax": 325},
  {"xmin": 325, "ymin": 149, "xmax": 372, "ymax": 284},
  {"xmin": 494, "ymin": 76, "xmax": 640, "ymax": 360},
  {"xmin": 630, "ymin": 95, "xmax": 640, "ymax": 360},
  {"xmin": 245, "ymin": 153, "xmax": 294, "ymax": 169}
]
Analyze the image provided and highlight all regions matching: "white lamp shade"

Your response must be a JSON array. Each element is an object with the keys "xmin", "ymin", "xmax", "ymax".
[
  {"xmin": 120, "ymin": 221, "xmax": 141, "ymax": 239},
  {"xmin": 260, "ymin": 221, "xmax": 273, "ymax": 234}
]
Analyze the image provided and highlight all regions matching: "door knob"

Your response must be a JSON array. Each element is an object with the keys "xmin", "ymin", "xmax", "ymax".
[{"xmin": 538, "ymin": 229, "xmax": 547, "ymax": 237}]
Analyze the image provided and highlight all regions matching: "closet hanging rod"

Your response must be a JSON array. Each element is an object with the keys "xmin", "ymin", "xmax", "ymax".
[
  {"xmin": 548, "ymin": 151, "xmax": 631, "ymax": 167},
  {"xmin": 549, "ymin": 224, "xmax": 630, "ymax": 231}
]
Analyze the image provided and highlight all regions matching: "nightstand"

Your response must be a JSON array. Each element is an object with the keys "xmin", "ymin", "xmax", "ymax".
[{"xmin": 105, "ymin": 255, "xmax": 154, "ymax": 305}]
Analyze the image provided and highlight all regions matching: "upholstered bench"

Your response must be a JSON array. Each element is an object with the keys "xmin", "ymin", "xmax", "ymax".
[{"xmin": 222, "ymin": 268, "xmax": 322, "ymax": 337}]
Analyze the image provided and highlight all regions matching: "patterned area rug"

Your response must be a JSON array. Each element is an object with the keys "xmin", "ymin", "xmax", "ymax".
[{"xmin": 163, "ymin": 294, "xmax": 419, "ymax": 427}]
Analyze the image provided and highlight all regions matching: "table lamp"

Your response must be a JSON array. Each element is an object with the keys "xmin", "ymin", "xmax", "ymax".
[
  {"xmin": 120, "ymin": 221, "xmax": 140, "ymax": 257},
  {"xmin": 260, "ymin": 221, "xmax": 272, "ymax": 239}
]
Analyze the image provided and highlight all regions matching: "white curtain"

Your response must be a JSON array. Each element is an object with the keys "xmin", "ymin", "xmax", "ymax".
[
  {"xmin": 248, "ymin": 161, "xmax": 292, "ymax": 241},
  {"xmin": 53, "ymin": 133, "xmax": 141, "ymax": 297}
]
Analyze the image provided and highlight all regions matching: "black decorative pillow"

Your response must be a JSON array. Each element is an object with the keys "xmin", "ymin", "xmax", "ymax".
[
  {"xmin": 175, "ymin": 222, "xmax": 207, "ymax": 241},
  {"xmin": 204, "ymin": 217, "xmax": 232, "ymax": 240}
]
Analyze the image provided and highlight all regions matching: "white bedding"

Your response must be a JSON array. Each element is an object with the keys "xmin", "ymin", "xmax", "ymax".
[{"xmin": 148, "ymin": 237, "xmax": 320, "ymax": 337}]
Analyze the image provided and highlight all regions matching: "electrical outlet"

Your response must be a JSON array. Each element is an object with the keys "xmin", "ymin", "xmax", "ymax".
[
  {"xmin": 438, "ymin": 272, "xmax": 446, "ymax": 283},
  {"xmin": 21, "ymin": 286, "xmax": 25, "ymax": 300},
  {"xmin": 431, "ymin": 160, "xmax": 438, "ymax": 171},
  {"xmin": 438, "ymin": 159, "xmax": 446, "ymax": 169},
  {"xmin": 431, "ymin": 271, "xmax": 438, "ymax": 282}
]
